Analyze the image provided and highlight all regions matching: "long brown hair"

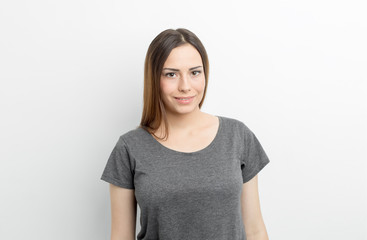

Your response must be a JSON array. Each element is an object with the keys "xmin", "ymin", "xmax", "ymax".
[{"xmin": 139, "ymin": 28, "xmax": 209, "ymax": 141}]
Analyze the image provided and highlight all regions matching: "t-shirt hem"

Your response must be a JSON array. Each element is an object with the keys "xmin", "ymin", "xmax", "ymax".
[{"xmin": 101, "ymin": 174, "xmax": 135, "ymax": 189}]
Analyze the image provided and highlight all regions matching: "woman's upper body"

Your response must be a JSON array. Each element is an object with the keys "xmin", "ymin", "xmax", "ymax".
[
  {"xmin": 101, "ymin": 114, "xmax": 270, "ymax": 240},
  {"xmin": 101, "ymin": 28, "xmax": 270, "ymax": 240}
]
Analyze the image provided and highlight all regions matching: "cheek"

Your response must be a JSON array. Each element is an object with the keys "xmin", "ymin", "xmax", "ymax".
[
  {"xmin": 160, "ymin": 79, "xmax": 174, "ymax": 96},
  {"xmin": 193, "ymin": 77, "xmax": 206, "ymax": 91}
]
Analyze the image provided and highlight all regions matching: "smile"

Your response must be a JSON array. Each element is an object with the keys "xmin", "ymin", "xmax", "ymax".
[
  {"xmin": 174, "ymin": 96, "xmax": 195, "ymax": 104},
  {"xmin": 174, "ymin": 96, "xmax": 195, "ymax": 100}
]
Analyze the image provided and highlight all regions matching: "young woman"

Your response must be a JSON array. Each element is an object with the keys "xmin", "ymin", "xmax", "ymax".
[{"xmin": 101, "ymin": 28, "xmax": 270, "ymax": 240}]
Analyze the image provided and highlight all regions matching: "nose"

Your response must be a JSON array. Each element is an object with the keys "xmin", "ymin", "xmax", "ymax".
[{"xmin": 178, "ymin": 73, "xmax": 191, "ymax": 92}]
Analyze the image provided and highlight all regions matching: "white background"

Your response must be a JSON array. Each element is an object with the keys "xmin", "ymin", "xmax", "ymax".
[{"xmin": 0, "ymin": 0, "xmax": 366, "ymax": 239}]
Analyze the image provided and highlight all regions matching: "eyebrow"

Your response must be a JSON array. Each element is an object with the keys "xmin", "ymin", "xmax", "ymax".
[{"xmin": 162, "ymin": 66, "xmax": 203, "ymax": 71}]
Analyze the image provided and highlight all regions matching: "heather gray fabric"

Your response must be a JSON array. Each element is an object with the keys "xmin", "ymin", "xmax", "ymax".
[{"xmin": 101, "ymin": 115, "xmax": 270, "ymax": 240}]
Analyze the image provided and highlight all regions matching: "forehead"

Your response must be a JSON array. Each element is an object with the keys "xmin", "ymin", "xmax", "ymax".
[{"xmin": 163, "ymin": 44, "xmax": 202, "ymax": 68}]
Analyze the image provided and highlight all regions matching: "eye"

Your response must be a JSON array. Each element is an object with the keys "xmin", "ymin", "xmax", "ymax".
[
  {"xmin": 192, "ymin": 70, "xmax": 201, "ymax": 76},
  {"xmin": 165, "ymin": 72, "xmax": 176, "ymax": 78}
]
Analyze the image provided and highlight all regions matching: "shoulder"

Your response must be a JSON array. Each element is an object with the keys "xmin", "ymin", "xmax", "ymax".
[
  {"xmin": 218, "ymin": 115, "xmax": 256, "ymax": 145},
  {"xmin": 116, "ymin": 126, "xmax": 147, "ymax": 147},
  {"xmin": 219, "ymin": 115, "xmax": 251, "ymax": 133}
]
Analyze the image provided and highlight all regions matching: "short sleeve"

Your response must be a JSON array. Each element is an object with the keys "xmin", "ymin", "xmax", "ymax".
[
  {"xmin": 240, "ymin": 125, "xmax": 270, "ymax": 183},
  {"xmin": 100, "ymin": 136, "xmax": 135, "ymax": 189}
]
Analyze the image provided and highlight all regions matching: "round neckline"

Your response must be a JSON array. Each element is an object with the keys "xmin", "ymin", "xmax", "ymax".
[{"xmin": 142, "ymin": 115, "xmax": 223, "ymax": 156}]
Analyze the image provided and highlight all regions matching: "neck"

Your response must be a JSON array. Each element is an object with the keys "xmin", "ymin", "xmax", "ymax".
[{"xmin": 163, "ymin": 107, "xmax": 204, "ymax": 133}]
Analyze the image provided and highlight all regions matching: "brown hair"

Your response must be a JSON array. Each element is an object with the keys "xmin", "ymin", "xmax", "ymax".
[{"xmin": 139, "ymin": 28, "xmax": 210, "ymax": 141}]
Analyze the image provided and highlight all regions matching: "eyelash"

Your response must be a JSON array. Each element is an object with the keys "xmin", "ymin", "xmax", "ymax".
[{"xmin": 165, "ymin": 71, "xmax": 201, "ymax": 78}]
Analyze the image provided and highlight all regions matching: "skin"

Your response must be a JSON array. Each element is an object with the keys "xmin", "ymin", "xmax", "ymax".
[
  {"xmin": 108, "ymin": 43, "xmax": 268, "ymax": 240},
  {"xmin": 154, "ymin": 43, "xmax": 218, "ymax": 152},
  {"xmin": 242, "ymin": 176, "xmax": 269, "ymax": 240}
]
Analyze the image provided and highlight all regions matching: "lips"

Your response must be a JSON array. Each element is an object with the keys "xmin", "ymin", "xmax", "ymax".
[{"xmin": 174, "ymin": 96, "xmax": 195, "ymax": 99}]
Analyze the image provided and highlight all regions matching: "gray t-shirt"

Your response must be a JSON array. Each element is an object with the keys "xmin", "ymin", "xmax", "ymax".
[{"xmin": 101, "ymin": 115, "xmax": 270, "ymax": 240}]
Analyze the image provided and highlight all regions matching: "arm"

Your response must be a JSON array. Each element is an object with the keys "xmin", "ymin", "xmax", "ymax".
[
  {"xmin": 109, "ymin": 183, "xmax": 137, "ymax": 240},
  {"xmin": 241, "ymin": 175, "xmax": 269, "ymax": 240}
]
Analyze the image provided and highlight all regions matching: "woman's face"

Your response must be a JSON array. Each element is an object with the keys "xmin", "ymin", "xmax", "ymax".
[{"xmin": 160, "ymin": 44, "xmax": 205, "ymax": 116}]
